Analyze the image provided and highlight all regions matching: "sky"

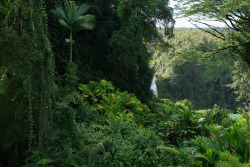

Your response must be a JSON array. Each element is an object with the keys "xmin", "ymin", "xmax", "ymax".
[{"xmin": 169, "ymin": 0, "xmax": 227, "ymax": 28}]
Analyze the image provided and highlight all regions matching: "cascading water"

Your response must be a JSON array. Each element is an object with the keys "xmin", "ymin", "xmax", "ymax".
[{"xmin": 150, "ymin": 76, "xmax": 158, "ymax": 97}]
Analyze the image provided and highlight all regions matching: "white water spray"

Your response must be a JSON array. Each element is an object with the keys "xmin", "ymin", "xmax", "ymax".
[{"xmin": 150, "ymin": 76, "xmax": 158, "ymax": 97}]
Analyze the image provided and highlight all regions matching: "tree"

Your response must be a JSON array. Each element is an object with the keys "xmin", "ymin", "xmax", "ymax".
[
  {"xmin": 53, "ymin": 0, "xmax": 95, "ymax": 63},
  {"xmin": 174, "ymin": 0, "xmax": 250, "ymax": 66},
  {"xmin": 230, "ymin": 60, "xmax": 250, "ymax": 111}
]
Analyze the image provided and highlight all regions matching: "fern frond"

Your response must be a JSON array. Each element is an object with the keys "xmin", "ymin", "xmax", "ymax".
[{"xmin": 157, "ymin": 146, "xmax": 181, "ymax": 155}]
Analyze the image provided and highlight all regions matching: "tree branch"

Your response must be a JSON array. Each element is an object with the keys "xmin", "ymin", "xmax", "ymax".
[
  {"xmin": 195, "ymin": 20, "xmax": 226, "ymax": 38},
  {"xmin": 226, "ymin": 15, "xmax": 240, "ymax": 31},
  {"xmin": 219, "ymin": 18, "xmax": 235, "ymax": 30},
  {"xmin": 201, "ymin": 41, "xmax": 250, "ymax": 58},
  {"xmin": 232, "ymin": 12, "xmax": 250, "ymax": 21},
  {"xmin": 188, "ymin": 21, "xmax": 225, "ymax": 40}
]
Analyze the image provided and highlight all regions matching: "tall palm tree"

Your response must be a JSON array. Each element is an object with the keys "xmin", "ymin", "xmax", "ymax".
[{"xmin": 53, "ymin": 0, "xmax": 95, "ymax": 63}]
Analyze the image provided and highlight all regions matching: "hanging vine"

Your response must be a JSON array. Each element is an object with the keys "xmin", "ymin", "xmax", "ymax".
[{"xmin": 24, "ymin": 0, "xmax": 55, "ymax": 159}]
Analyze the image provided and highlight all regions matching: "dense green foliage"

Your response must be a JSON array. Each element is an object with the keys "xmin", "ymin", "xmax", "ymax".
[
  {"xmin": 0, "ymin": 0, "xmax": 249, "ymax": 166},
  {"xmin": 152, "ymin": 29, "xmax": 237, "ymax": 109}
]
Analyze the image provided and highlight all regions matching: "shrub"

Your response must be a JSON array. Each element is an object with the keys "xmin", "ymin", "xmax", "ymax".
[{"xmin": 82, "ymin": 116, "xmax": 165, "ymax": 167}]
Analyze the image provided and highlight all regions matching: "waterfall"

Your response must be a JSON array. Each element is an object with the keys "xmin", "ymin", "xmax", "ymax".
[{"xmin": 150, "ymin": 76, "xmax": 158, "ymax": 97}]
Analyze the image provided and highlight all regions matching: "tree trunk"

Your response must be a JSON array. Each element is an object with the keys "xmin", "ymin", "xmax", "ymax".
[{"xmin": 70, "ymin": 30, "xmax": 73, "ymax": 63}]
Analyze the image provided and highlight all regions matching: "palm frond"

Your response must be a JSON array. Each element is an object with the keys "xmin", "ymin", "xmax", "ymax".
[
  {"xmin": 53, "ymin": 6, "xmax": 69, "ymax": 23},
  {"xmin": 59, "ymin": 19, "xmax": 71, "ymax": 30},
  {"xmin": 78, "ymin": 15, "xmax": 95, "ymax": 23},
  {"xmin": 77, "ymin": 4, "xmax": 90, "ymax": 17},
  {"xmin": 78, "ymin": 22, "xmax": 94, "ymax": 31},
  {"xmin": 54, "ymin": 0, "xmax": 95, "ymax": 32},
  {"xmin": 69, "ymin": 1, "xmax": 77, "ymax": 22}
]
